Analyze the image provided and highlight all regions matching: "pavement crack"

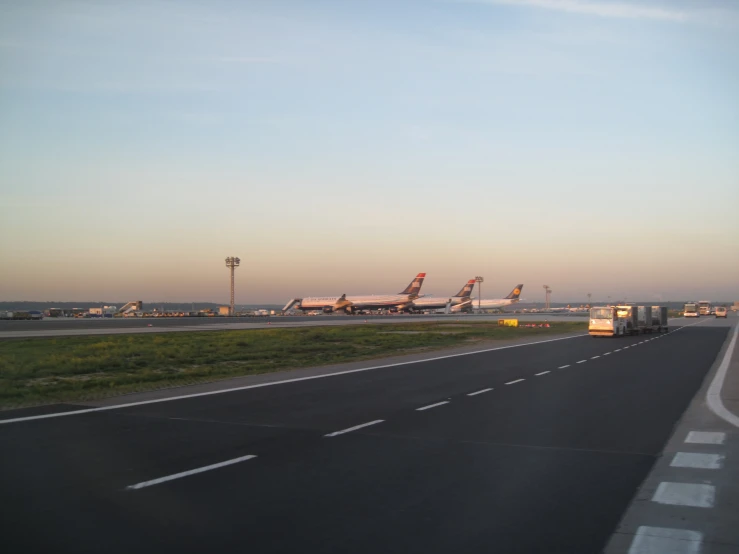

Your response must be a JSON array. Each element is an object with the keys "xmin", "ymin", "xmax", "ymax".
[{"xmin": 362, "ymin": 431, "xmax": 656, "ymax": 458}]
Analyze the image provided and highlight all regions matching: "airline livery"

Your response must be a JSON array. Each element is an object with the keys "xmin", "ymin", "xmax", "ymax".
[
  {"xmin": 410, "ymin": 279, "xmax": 476, "ymax": 313},
  {"xmin": 450, "ymin": 284, "xmax": 524, "ymax": 313},
  {"xmin": 283, "ymin": 273, "xmax": 426, "ymax": 314}
]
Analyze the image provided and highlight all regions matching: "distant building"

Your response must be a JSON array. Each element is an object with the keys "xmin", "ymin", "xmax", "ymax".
[{"xmin": 218, "ymin": 306, "xmax": 232, "ymax": 316}]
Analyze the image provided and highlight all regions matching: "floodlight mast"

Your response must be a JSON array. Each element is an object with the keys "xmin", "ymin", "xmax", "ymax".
[
  {"xmin": 225, "ymin": 257, "xmax": 241, "ymax": 316},
  {"xmin": 475, "ymin": 276, "xmax": 484, "ymax": 312}
]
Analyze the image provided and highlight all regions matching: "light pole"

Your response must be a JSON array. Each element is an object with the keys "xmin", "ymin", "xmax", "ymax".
[
  {"xmin": 225, "ymin": 257, "xmax": 241, "ymax": 316},
  {"xmin": 587, "ymin": 293, "xmax": 592, "ymax": 308},
  {"xmin": 475, "ymin": 276, "xmax": 484, "ymax": 312}
]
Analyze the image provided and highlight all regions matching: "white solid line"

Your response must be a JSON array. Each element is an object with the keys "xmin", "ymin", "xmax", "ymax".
[
  {"xmin": 535, "ymin": 371, "xmax": 550, "ymax": 376},
  {"xmin": 467, "ymin": 388, "xmax": 493, "ymax": 396},
  {"xmin": 706, "ymin": 323, "xmax": 739, "ymax": 428},
  {"xmin": 629, "ymin": 526, "xmax": 702, "ymax": 554},
  {"xmin": 558, "ymin": 364, "xmax": 570, "ymax": 369},
  {"xmin": 652, "ymin": 482, "xmax": 715, "ymax": 508},
  {"xmin": 505, "ymin": 379, "xmax": 525, "ymax": 385},
  {"xmin": 685, "ymin": 431, "xmax": 725, "ymax": 445},
  {"xmin": 417, "ymin": 401, "xmax": 449, "ymax": 411},
  {"xmin": 126, "ymin": 454, "xmax": 257, "ymax": 490},
  {"xmin": 591, "ymin": 355, "xmax": 600, "ymax": 359},
  {"xmin": 670, "ymin": 452, "xmax": 724, "ymax": 470},
  {"xmin": 0, "ymin": 333, "xmax": 589, "ymax": 425},
  {"xmin": 324, "ymin": 420, "xmax": 384, "ymax": 437},
  {"xmin": 576, "ymin": 360, "xmax": 587, "ymax": 364}
]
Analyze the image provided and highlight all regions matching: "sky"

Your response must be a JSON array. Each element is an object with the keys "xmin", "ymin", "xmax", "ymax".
[{"xmin": 1, "ymin": 0, "xmax": 738, "ymax": 304}]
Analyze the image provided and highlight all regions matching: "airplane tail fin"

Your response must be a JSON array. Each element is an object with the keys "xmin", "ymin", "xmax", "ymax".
[
  {"xmin": 400, "ymin": 273, "xmax": 426, "ymax": 296},
  {"xmin": 454, "ymin": 279, "xmax": 476, "ymax": 298},
  {"xmin": 505, "ymin": 284, "xmax": 524, "ymax": 300}
]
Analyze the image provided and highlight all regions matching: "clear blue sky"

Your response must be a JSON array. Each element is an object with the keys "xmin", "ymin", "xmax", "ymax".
[{"xmin": 1, "ymin": 0, "xmax": 737, "ymax": 303}]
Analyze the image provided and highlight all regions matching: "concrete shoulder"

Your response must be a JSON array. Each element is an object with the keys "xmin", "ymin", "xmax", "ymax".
[{"xmin": 604, "ymin": 321, "xmax": 739, "ymax": 554}]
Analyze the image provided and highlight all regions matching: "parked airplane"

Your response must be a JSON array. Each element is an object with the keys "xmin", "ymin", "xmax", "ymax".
[
  {"xmin": 451, "ymin": 284, "xmax": 524, "ymax": 313},
  {"xmin": 410, "ymin": 279, "xmax": 476, "ymax": 313},
  {"xmin": 282, "ymin": 273, "xmax": 426, "ymax": 314}
]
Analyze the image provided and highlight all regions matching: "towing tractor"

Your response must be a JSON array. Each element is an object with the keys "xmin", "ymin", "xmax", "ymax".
[{"xmin": 589, "ymin": 306, "xmax": 629, "ymax": 337}]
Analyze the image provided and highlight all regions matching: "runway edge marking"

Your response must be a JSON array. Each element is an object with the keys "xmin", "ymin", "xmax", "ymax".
[
  {"xmin": 0, "ymin": 333, "xmax": 588, "ymax": 425},
  {"xmin": 706, "ymin": 322, "xmax": 739, "ymax": 428}
]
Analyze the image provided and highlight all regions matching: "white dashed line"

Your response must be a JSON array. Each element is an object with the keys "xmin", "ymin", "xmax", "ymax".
[
  {"xmin": 628, "ymin": 526, "xmax": 702, "ymax": 554},
  {"xmin": 652, "ymin": 482, "xmax": 715, "ymax": 508},
  {"xmin": 604, "ymin": 352, "xmax": 611, "ymax": 356},
  {"xmin": 505, "ymin": 379, "xmax": 525, "ymax": 385},
  {"xmin": 535, "ymin": 371, "xmax": 550, "ymax": 376},
  {"xmin": 467, "ymin": 388, "xmax": 492, "ymax": 397},
  {"xmin": 558, "ymin": 364, "xmax": 570, "ymax": 369},
  {"xmin": 614, "ymin": 349, "xmax": 622, "ymax": 352},
  {"xmin": 685, "ymin": 431, "xmax": 725, "ymax": 445},
  {"xmin": 126, "ymin": 454, "xmax": 257, "ymax": 490},
  {"xmin": 591, "ymin": 355, "xmax": 600, "ymax": 359},
  {"xmin": 576, "ymin": 360, "xmax": 587, "ymax": 364},
  {"xmin": 670, "ymin": 452, "xmax": 724, "ymax": 469},
  {"xmin": 417, "ymin": 401, "xmax": 449, "ymax": 411},
  {"xmin": 324, "ymin": 420, "xmax": 385, "ymax": 437}
]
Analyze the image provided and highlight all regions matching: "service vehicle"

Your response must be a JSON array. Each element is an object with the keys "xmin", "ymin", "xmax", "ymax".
[
  {"xmin": 715, "ymin": 306, "xmax": 727, "ymax": 318},
  {"xmin": 651, "ymin": 306, "xmax": 669, "ymax": 332},
  {"xmin": 684, "ymin": 303, "xmax": 699, "ymax": 317},
  {"xmin": 636, "ymin": 306, "xmax": 653, "ymax": 333},
  {"xmin": 589, "ymin": 306, "xmax": 628, "ymax": 337},
  {"xmin": 615, "ymin": 305, "xmax": 639, "ymax": 335}
]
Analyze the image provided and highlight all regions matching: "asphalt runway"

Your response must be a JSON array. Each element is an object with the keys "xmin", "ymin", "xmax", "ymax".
[
  {"xmin": 0, "ymin": 317, "xmax": 733, "ymax": 553},
  {"xmin": 0, "ymin": 312, "xmax": 587, "ymax": 338}
]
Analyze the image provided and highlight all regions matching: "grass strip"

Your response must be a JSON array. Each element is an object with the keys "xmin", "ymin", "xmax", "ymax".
[{"xmin": 0, "ymin": 321, "xmax": 585, "ymax": 408}]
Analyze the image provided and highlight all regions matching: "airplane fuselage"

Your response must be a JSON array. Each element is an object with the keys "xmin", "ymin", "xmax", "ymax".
[
  {"xmin": 411, "ymin": 296, "xmax": 470, "ymax": 311},
  {"xmin": 451, "ymin": 298, "xmax": 520, "ymax": 312}
]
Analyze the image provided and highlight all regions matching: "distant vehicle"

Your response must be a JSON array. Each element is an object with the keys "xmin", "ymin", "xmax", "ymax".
[
  {"xmin": 684, "ymin": 303, "xmax": 699, "ymax": 317},
  {"xmin": 451, "ymin": 284, "xmax": 524, "ymax": 313},
  {"xmin": 8, "ymin": 311, "xmax": 33, "ymax": 320},
  {"xmin": 411, "ymin": 279, "xmax": 476, "ymax": 313},
  {"xmin": 589, "ymin": 306, "xmax": 628, "ymax": 337},
  {"xmin": 715, "ymin": 306, "xmax": 727, "ymax": 318},
  {"xmin": 698, "ymin": 300, "xmax": 711, "ymax": 316},
  {"xmin": 282, "ymin": 273, "xmax": 426, "ymax": 314}
]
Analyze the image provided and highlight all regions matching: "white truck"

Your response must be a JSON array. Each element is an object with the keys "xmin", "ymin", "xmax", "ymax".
[
  {"xmin": 589, "ymin": 306, "xmax": 629, "ymax": 337},
  {"xmin": 698, "ymin": 300, "xmax": 711, "ymax": 316},
  {"xmin": 684, "ymin": 303, "xmax": 699, "ymax": 317}
]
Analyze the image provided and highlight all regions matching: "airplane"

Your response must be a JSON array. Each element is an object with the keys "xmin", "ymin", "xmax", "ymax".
[
  {"xmin": 451, "ymin": 284, "xmax": 524, "ymax": 313},
  {"xmin": 282, "ymin": 273, "xmax": 426, "ymax": 314},
  {"xmin": 410, "ymin": 279, "xmax": 476, "ymax": 313}
]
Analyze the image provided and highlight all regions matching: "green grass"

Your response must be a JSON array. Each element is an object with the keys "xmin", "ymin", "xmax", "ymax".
[{"xmin": 0, "ymin": 321, "xmax": 586, "ymax": 408}]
